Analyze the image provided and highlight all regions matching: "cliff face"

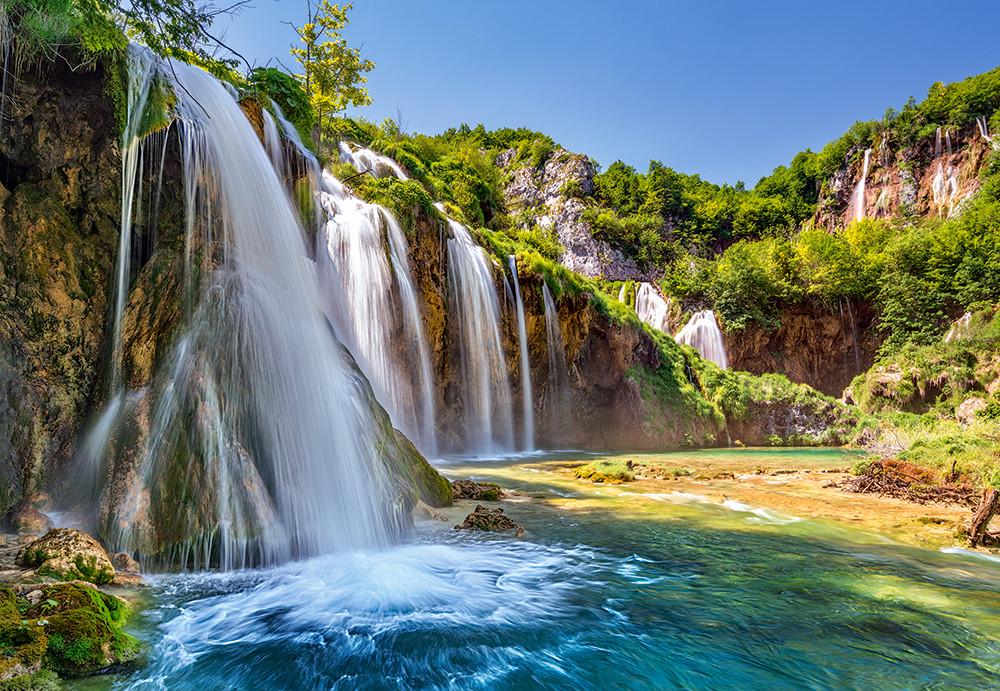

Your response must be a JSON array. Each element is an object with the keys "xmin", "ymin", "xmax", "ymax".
[
  {"xmin": 499, "ymin": 148, "xmax": 654, "ymax": 281},
  {"xmin": 815, "ymin": 128, "xmax": 994, "ymax": 229},
  {"xmin": 725, "ymin": 300, "xmax": 880, "ymax": 397},
  {"xmin": 0, "ymin": 58, "xmax": 120, "ymax": 508}
]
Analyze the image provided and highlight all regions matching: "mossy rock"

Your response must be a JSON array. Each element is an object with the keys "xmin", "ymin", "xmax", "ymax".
[
  {"xmin": 574, "ymin": 460, "xmax": 636, "ymax": 484},
  {"xmin": 17, "ymin": 531, "xmax": 115, "ymax": 586},
  {"xmin": 0, "ymin": 670, "xmax": 60, "ymax": 690},
  {"xmin": 0, "ymin": 588, "xmax": 47, "ymax": 682}
]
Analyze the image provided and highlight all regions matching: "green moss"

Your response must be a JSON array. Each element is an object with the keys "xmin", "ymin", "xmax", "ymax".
[
  {"xmin": 574, "ymin": 460, "xmax": 635, "ymax": 484},
  {"xmin": 0, "ymin": 670, "xmax": 60, "ymax": 691}
]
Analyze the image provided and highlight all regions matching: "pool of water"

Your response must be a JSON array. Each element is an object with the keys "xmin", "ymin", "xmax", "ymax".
[{"xmin": 98, "ymin": 450, "xmax": 1000, "ymax": 689}]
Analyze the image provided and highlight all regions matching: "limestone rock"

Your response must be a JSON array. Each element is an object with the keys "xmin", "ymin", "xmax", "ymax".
[
  {"xmin": 455, "ymin": 505, "xmax": 525, "ymax": 538},
  {"xmin": 451, "ymin": 479, "xmax": 504, "ymax": 501},
  {"xmin": 17, "ymin": 529, "xmax": 115, "ymax": 585},
  {"xmin": 956, "ymin": 397, "xmax": 988, "ymax": 425}
]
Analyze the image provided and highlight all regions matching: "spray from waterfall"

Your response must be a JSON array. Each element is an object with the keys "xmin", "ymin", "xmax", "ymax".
[
  {"xmin": 850, "ymin": 148, "xmax": 872, "ymax": 222},
  {"xmin": 315, "ymin": 171, "xmax": 437, "ymax": 454},
  {"xmin": 675, "ymin": 311, "xmax": 728, "ymax": 369},
  {"xmin": 446, "ymin": 217, "xmax": 514, "ymax": 453},
  {"xmin": 542, "ymin": 283, "xmax": 569, "ymax": 416},
  {"xmin": 91, "ymin": 48, "xmax": 403, "ymax": 570},
  {"xmin": 635, "ymin": 282, "xmax": 671, "ymax": 333},
  {"xmin": 509, "ymin": 256, "xmax": 535, "ymax": 451}
]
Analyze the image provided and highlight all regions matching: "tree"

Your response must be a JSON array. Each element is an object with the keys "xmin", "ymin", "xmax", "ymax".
[{"xmin": 290, "ymin": 1, "xmax": 374, "ymax": 142}]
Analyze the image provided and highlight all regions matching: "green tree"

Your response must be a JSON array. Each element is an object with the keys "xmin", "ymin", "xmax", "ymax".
[{"xmin": 290, "ymin": 1, "xmax": 374, "ymax": 142}]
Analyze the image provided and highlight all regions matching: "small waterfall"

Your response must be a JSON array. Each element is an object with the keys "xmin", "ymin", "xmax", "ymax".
[
  {"xmin": 944, "ymin": 312, "xmax": 973, "ymax": 343},
  {"xmin": 262, "ymin": 110, "xmax": 285, "ymax": 177},
  {"xmin": 94, "ymin": 49, "xmax": 402, "ymax": 569},
  {"xmin": 977, "ymin": 116, "xmax": 993, "ymax": 143},
  {"xmin": 446, "ymin": 218, "xmax": 514, "ymax": 453},
  {"xmin": 617, "ymin": 284, "xmax": 628, "ymax": 304},
  {"xmin": 315, "ymin": 171, "xmax": 437, "ymax": 454},
  {"xmin": 508, "ymin": 256, "xmax": 535, "ymax": 452},
  {"xmin": 850, "ymin": 148, "xmax": 872, "ymax": 222},
  {"xmin": 635, "ymin": 282, "xmax": 671, "ymax": 333},
  {"xmin": 675, "ymin": 311, "xmax": 728, "ymax": 369},
  {"xmin": 542, "ymin": 283, "xmax": 569, "ymax": 414},
  {"xmin": 339, "ymin": 141, "xmax": 408, "ymax": 180}
]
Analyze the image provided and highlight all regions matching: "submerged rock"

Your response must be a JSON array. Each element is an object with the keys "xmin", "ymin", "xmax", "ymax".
[
  {"xmin": 455, "ymin": 505, "xmax": 525, "ymax": 538},
  {"xmin": 451, "ymin": 479, "xmax": 504, "ymax": 501},
  {"xmin": 17, "ymin": 529, "xmax": 115, "ymax": 585}
]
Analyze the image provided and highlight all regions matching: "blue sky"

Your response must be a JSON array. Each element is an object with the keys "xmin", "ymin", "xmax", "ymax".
[{"xmin": 220, "ymin": 0, "xmax": 1000, "ymax": 186}]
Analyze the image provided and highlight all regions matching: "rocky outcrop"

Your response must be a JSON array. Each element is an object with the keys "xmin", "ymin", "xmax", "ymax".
[
  {"xmin": 455, "ymin": 504, "xmax": 525, "ymax": 538},
  {"xmin": 0, "ymin": 57, "xmax": 121, "ymax": 509},
  {"xmin": 726, "ymin": 299, "xmax": 880, "ymax": 396},
  {"xmin": 17, "ymin": 528, "xmax": 116, "ymax": 585},
  {"xmin": 498, "ymin": 148, "xmax": 652, "ymax": 280},
  {"xmin": 815, "ymin": 128, "xmax": 995, "ymax": 229}
]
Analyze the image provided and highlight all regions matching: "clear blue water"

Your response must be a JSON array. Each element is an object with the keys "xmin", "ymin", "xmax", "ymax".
[{"xmin": 101, "ymin": 451, "xmax": 1000, "ymax": 690}]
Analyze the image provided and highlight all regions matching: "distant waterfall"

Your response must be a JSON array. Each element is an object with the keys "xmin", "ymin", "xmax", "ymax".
[
  {"xmin": 635, "ymin": 282, "xmax": 671, "ymax": 333},
  {"xmin": 542, "ymin": 283, "xmax": 569, "ymax": 414},
  {"xmin": 446, "ymin": 218, "xmax": 514, "ymax": 453},
  {"xmin": 509, "ymin": 256, "xmax": 535, "ymax": 451},
  {"xmin": 977, "ymin": 116, "xmax": 993, "ymax": 143},
  {"xmin": 675, "ymin": 311, "xmax": 728, "ymax": 369},
  {"xmin": 95, "ymin": 49, "xmax": 402, "ymax": 569},
  {"xmin": 944, "ymin": 312, "xmax": 973, "ymax": 343},
  {"xmin": 850, "ymin": 148, "xmax": 872, "ymax": 222},
  {"xmin": 315, "ymin": 171, "xmax": 438, "ymax": 455},
  {"xmin": 339, "ymin": 141, "xmax": 408, "ymax": 179},
  {"xmin": 931, "ymin": 127, "xmax": 960, "ymax": 217}
]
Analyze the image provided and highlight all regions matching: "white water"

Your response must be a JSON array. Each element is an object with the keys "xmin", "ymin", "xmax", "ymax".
[
  {"xmin": 542, "ymin": 283, "xmax": 569, "ymax": 413},
  {"xmin": 635, "ymin": 282, "xmax": 671, "ymax": 333},
  {"xmin": 850, "ymin": 148, "xmax": 872, "ymax": 222},
  {"xmin": 446, "ymin": 218, "xmax": 514, "ymax": 453},
  {"xmin": 944, "ymin": 312, "xmax": 973, "ymax": 343},
  {"xmin": 315, "ymin": 171, "xmax": 437, "ymax": 453},
  {"xmin": 617, "ymin": 283, "xmax": 628, "ymax": 304},
  {"xmin": 675, "ymin": 310, "xmax": 728, "ymax": 369},
  {"xmin": 509, "ymin": 256, "xmax": 535, "ymax": 451},
  {"xmin": 339, "ymin": 140, "xmax": 408, "ymax": 179},
  {"xmin": 100, "ymin": 50, "xmax": 401, "ymax": 569},
  {"xmin": 977, "ymin": 116, "xmax": 993, "ymax": 143}
]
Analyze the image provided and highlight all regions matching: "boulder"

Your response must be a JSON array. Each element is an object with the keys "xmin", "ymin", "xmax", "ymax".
[
  {"xmin": 1, "ymin": 493, "xmax": 54, "ymax": 535},
  {"xmin": 16, "ymin": 529, "xmax": 115, "ymax": 585},
  {"xmin": 956, "ymin": 397, "xmax": 988, "ymax": 425},
  {"xmin": 451, "ymin": 479, "xmax": 504, "ymax": 501},
  {"xmin": 455, "ymin": 505, "xmax": 525, "ymax": 538}
]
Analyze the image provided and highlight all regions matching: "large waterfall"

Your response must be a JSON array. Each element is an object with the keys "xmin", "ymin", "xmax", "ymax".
[
  {"xmin": 542, "ymin": 283, "xmax": 569, "ymax": 416},
  {"xmin": 675, "ymin": 310, "xmax": 728, "ymax": 369},
  {"xmin": 850, "ymin": 148, "xmax": 872, "ymax": 222},
  {"xmin": 89, "ymin": 50, "xmax": 404, "ymax": 569},
  {"xmin": 314, "ymin": 171, "xmax": 437, "ymax": 454},
  {"xmin": 509, "ymin": 256, "xmax": 535, "ymax": 451},
  {"xmin": 446, "ymin": 218, "xmax": 515, "ymax": 453},
  {"xmin": 635, "ymin": 282, "xmax": 671, "ymax": 333}
]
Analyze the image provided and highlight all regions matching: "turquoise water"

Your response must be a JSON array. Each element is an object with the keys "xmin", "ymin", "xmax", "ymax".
[{"xmin": 104, "ymin": 451, "xmax": 1000, "ymax": 689}]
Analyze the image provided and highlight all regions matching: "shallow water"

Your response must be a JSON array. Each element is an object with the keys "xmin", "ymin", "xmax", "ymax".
[{"xmin": 99, "ymin": 450, "xmax": 1000, "ymax": 689}]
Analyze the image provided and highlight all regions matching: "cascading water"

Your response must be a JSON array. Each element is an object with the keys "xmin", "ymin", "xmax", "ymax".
[
  {"xmin": 635, "ymin": 282, "xmax": 671, "ymax": 333},
  {"xmin": 339, "ymin": 140, "xmax": 408, "ymax": 179},
  {"xmin": 977, "ymin": 116, "xmax": 993, "ymax": 143},
  {"xmin": 850, "ymin": 148, "xmax": 872, "ymax": 222},
  {"xmin": 931, "ymin": 127, "xmax": 960, "ymax": 217},
  {"xmin": 315, "ymin": 171, "xmax": 438, "ymax": 454},
  {"xmin": 509, "ymin": 256, "xmax": 535, "ymax": 451},
  {"xmin": 446, "ymin": 217, "xmax": 514, "ymax": 453},
  {"xmin": 675, "ymin": 311, "xmax": 728, "ymax": 369},
  {"xmin": 94, "ymin": 49, "xmax": 402, "ymax": 569},
  {"xmin": 542, "ymin": 283, "xmax": 569, "ymax": 414}
]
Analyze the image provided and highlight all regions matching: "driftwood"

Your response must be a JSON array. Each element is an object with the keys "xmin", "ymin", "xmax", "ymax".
[
  {"xmin": 968, "ymin": 488, "xmax": 1000, "ymax": 547},
  {"xmin": 840, "ymin": 459, "xmax": 978, "ymax": 507}
]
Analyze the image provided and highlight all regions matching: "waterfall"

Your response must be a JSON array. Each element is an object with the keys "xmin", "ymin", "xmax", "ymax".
[
  {"xmin": 542, "ymin": 283, "xmax": 569, "ymax": 413},
  {"xmin": 675, "ymin": 311, "xmax": 728, "ymax": 369},
  {"xmin": 977, "ymin": 116, "xmax": 993, "ymax": 143},
  {"xmin": 617, "ymin": 283, "xmax": 628, "ymax": 304},
  {"xmin": 850, "ymin": 148, "xmax": 872, "ymax": 222},
  {"xmin": 315, "ymin": 171, "xmax": 437, "ymax": 454},
  {"xmin": 446, "ymin": 218, "xmax": 514, "ymax": 453},
  {"xmin": 635, "ymin": 282, "xmax": 671, "ymax": 333},
  {"xmin": 509, "ymin": 256, "xmax": 535, "ymax": 452},
  {"xmin": 95, "ymin": 49, "xmax": 402, "ymax": 569},
  {"xmin": 339, "ymin": 141, "xmax": 408, "ymax": 180},
  {"xmin": 944, "ymin": 312, "xmax": 973, "ymax": 343}
]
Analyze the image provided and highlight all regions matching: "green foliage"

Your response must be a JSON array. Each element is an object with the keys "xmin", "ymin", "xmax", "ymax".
[{"xmin": 247, "ymin": 67, "xmax": 315, "ymax": 141}]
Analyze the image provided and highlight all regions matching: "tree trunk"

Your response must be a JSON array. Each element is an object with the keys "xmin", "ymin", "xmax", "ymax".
[{"xmin": 968, "ymin": 487, "xmax": 999, "ymax": 547}]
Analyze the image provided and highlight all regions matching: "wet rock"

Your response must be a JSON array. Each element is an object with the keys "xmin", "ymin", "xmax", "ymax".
[
  {"xmin": 451, "ymin": 479, "xmax": 504, "ymax": 501},
  {"xmin": 412, "ymin": 501, "xmax": 449, "ymax": 522},
  {"xmin": 110, "ymin": 552, "xmax": 141, "ymax": 575},
  {"xmin": 455, "ymin": 505, "xmax": 525, "ymax": 538},
  {"xmin": 17, "ymin": 529, "xmax": 115, "ymax": 585},
  {"xmin": 956, "ymin": 397, "xmax": 987, "ymax": 425},
  {"xmin": 2, "ymin": 506, "xmax": 51, "ymax": 536}
]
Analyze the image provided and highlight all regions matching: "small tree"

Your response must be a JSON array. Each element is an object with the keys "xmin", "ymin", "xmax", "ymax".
[{"xmin": 290, "ymin": 1, "xmax": 374, "ymax": 143}]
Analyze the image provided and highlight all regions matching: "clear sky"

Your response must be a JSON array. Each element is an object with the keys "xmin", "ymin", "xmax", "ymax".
[{"xmin": 219, "ymin": 0, "xmax": 1000, "ymax": 187}]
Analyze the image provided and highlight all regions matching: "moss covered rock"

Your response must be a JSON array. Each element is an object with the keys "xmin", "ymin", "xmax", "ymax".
[{"xmin": 17, "ymin": 530, "xmax": 115, "ymax": 586}]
